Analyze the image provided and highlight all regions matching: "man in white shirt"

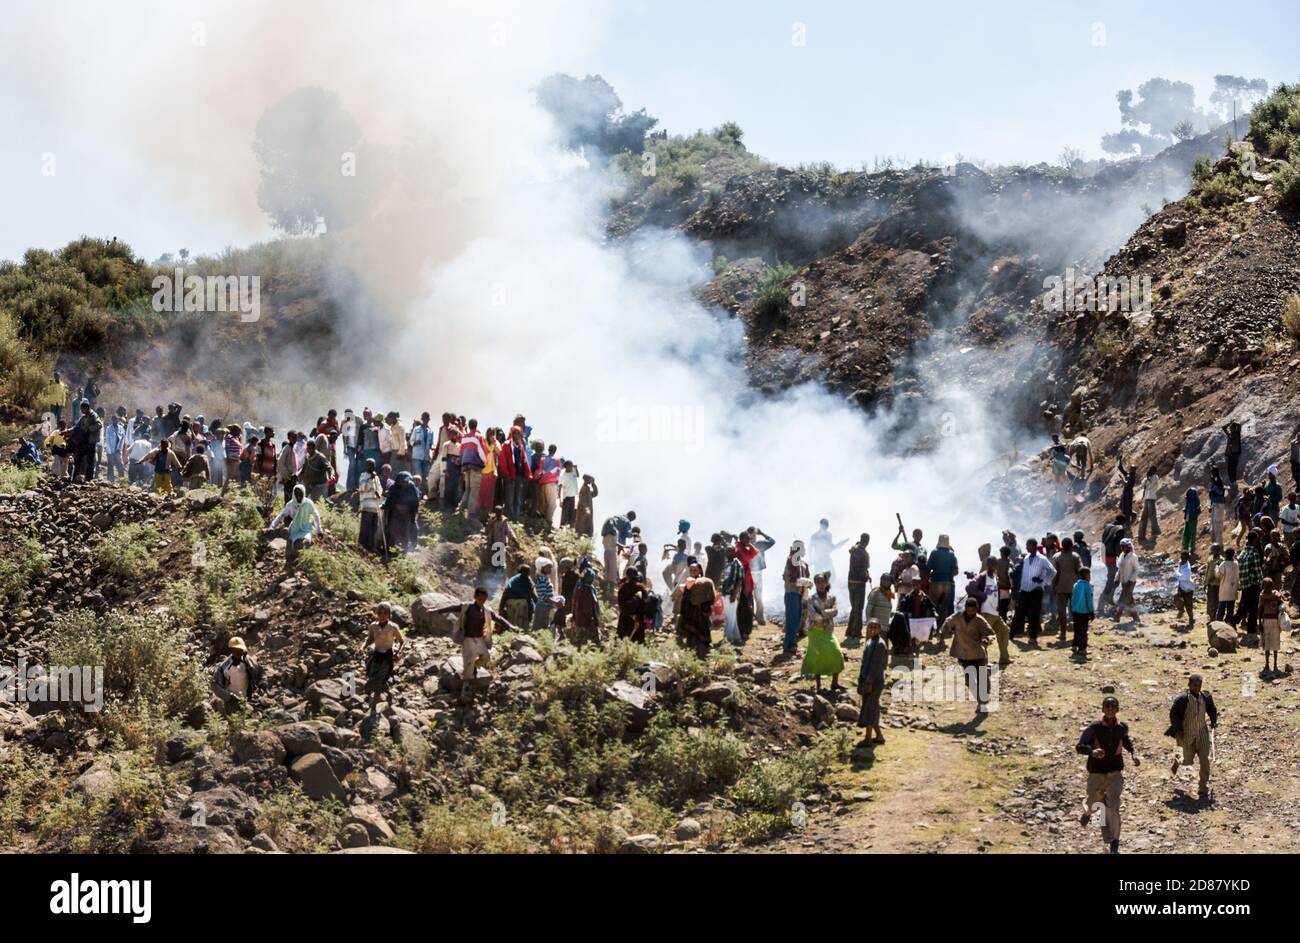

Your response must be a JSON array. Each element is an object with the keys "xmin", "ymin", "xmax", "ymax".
[
  {"xmin": 1010, "ymin": 537, "xmax": 1056, "ymax": 644},
  {"xmin": 1278, "ymin": 493, "xmax": 1300, "ymax": 544},
  {"xmin": 341, "ymin": 408, "xmax": 363, "ymax": 491}
]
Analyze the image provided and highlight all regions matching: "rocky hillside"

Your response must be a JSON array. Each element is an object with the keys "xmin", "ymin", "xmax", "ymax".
[{"xmin": 0, "ymin": 473, "xmax": 865, "ymax": 854}]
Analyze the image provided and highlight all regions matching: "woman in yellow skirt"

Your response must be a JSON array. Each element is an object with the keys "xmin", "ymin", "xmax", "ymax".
[{"xmin": 802, "ymin": 572, "xmax": 845, "ymax": 692}]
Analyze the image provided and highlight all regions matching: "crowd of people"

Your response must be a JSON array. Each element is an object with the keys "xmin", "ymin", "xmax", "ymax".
[{"xmin": 13, "ymin": 370, "xmax": 1300, "ymax": 855}]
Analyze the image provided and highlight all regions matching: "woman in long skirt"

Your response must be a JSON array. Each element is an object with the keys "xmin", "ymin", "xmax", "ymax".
[{"xmin": 802, "ymin": 573, "xmax": 844, "ymax": 692}]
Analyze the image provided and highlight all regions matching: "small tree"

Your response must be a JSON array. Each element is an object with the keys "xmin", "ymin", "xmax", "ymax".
[{"xmin": 253, "ymin": 87, "xmax": 367, "ymax": 235}]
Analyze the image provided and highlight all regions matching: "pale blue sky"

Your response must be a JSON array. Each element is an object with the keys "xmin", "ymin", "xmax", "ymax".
[
  {"xmin": 0, "ymin": 0, "xmax": 1293, "ymax": 261},
  {"xmin": 577, "ymin": 0, "xmax": 1297, "ymax": 167}
]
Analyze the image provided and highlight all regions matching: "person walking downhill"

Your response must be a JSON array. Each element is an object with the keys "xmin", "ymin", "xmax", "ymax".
[
  {"xmin": 941, "ymin": 596, "xmax": 994, "ymax": 716},
  {"xmin": 1114, "ymin": 539, "xmax": 1140, "ymax": 625},
  {"xmin": 1166, "ymin": 675, "xmax": 1217, "ymax": 801},
  {"xmin": 1173, "ymin": 551, "xmax": 1196, "ymax": 631},
  {"xmin": 1077, "ymin": 696, "xmax": 1140, "ymax": 854}
]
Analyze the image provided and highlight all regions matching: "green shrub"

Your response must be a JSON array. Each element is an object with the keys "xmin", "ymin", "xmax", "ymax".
[
  {"xmin": 1283, "ymin": 294, "xmax": 1300, "ymax": 340},
  {"xmin": 753, "ymin": 261, "xmax": 798, "ymax": 319},
  {"xmin": 1190, "ymin": 155, "xmax": 1215, "ymax": 186},
  {"xmin": 1275, "ymin": 160, "xmax": 1300, "ymax": 210},
  {"xmin": 642, "ymin": 720, "xmax": 745, "ymax": 805},
  {"xmin": 46, "ymin": 609, "xmax": 208, "ymax": 749},
  {"xmin": 0, "ymin": 464, "xmax": 40, "ymax": 495},
  {"xmin": 34, "ymin": 751, "xmax": 170, "ymax": 852},
  {"xmin": 93, "ymin": 522, "xmax": 159, "ymax": 580},
  {"xmin": 0, "ymin": 537, "xmax": 51, "ymax": 607},
  {"xmin": 255, "ymin": 788, "xmax": 348, "ymax": 853}
]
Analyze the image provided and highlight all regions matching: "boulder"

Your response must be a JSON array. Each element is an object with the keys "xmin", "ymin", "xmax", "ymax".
[
  {"xmin": 233, "ymin": 730, "xmax": 287, "ymax": 766},
  {"xmin": 184, "ymin": 489, "xmax": 222, "ymax": 512},
  {"xmin": 306, "ymin": 678, "xmax": 347, "ymax": 709},
  {"xmin": 346, "ymin": 804, "xmax": 395, "ymax": 844},
  {"xmin": 835, "ymin": 702, "xmax": 860, "ymax": 723},
  {"xmin": 182, "ymin": 786, "xmax": 261, "ymax": 837},
  {"xmin": 674, "ymin": 818, "xmax": 702, "ymax": 841},
  {"xmin": 73, "ymin": 759, "xmax": 117, "ymax": 798},
  {"xmin": 289, "ymin": 753, "xmax": 347, "ymax": 801},
  {"xmin": 438, "ymin": 656, "xmax": 491, "ymax": 692},
  {"xmin": 605, "ymin": 680, "xmax": 654, "ymax": 732},
  {"xmin": 1207, "ymin": 621, "xmax": 1238, "ymax": 653},
  {"xmin": 410, "ymin": 592, "xmax": 461, "ymax": 635},
  {"xmin": 274, "ymin": 720, "xmax": 336, "ymax": 757},
  {"xmin": 164, "ymin": 729, "xmax": 207, "ymax": 763},
  {"xmin": 690, "ymin": 681, "xmax": 736, "ymax": 705},
  {"xmin": 618, "ymin": 833, "xmax": 662, "ymax": 854},
  {"xmin": 340, "ymin": 822, "xmax": 371, "ymax": 848}
]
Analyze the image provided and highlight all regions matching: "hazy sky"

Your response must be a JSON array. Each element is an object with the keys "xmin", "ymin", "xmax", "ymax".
[{"xmin": 0, "ymin": 0, "xmax": 1293, "ymax": 261}]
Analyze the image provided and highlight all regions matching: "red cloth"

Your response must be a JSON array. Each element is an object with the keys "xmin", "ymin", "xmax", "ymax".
[
  {"xmin": 498, "ymin": 433, "xmax": 533, "ymax": 481},
  {"xmin": 734, "ymin": 542, "xmax": 759, "ymax": 593}
]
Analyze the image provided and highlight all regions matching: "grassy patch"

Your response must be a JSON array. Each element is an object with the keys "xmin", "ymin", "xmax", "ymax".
[
  {"xmin": 0, "ymin": 536, "xmax": 50, "ymax": 608},
  {"xmin": 93, "ymin": 521, "xmax": 159, "ymax": 581}
]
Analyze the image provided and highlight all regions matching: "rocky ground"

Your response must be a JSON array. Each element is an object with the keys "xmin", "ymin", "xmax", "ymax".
[{"xmin": 3, "ymin": 474, "xmax": 1294, "ymax": 854}]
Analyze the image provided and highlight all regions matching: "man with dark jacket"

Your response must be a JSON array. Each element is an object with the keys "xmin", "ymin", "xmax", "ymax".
[
  {"xmin": 211, "ymin": 637, "xmax": 259, "ymax": 713},
  {"xmin": 1099, "ymin": 515, "xmax": 1126, "ymax": 615},
  {"xmin": 1166, "ymin": 675, "xmax": 1217, "ymax": 799},
  {"xmin": 845, "ymin": 533, "xmax": 871, "ymax": 643},
  {"xmin": 1077, "ymin": 696, "xmax": 1140, "ymax": 853},
  {"xmin": 926, "ymin": 534, "xmax": 958, "ymax": 624}
]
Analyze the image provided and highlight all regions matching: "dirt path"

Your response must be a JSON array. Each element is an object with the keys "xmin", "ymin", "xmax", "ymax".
[{"xmin": 737, "ymin": 605, "xmax": 1300, "ymax": 854}]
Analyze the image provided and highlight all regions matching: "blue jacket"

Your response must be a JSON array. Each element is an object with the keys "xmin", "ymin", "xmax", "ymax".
[
  {"xmin": 1071, "ymin": 579, "xmax": 1094, "ymax": 615},
  {"xmin": 927, "ymin": 546, "xmax": 958, "ymax": 582}
]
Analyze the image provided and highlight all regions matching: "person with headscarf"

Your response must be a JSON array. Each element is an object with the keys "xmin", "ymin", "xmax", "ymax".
[
  {"xmin": 382, "ymin": 471, "xmax": 421, "ymax": 552},
  {"xmin": 782, "ymin": 541, "xmax": 812, "ymax": 656},
  {"xmin": 616, "ymin": 566, "xmax": 649, "ymax": 642},
  {"xmin": 269, "ymin": 484, "xmax": 323, "ymax": 570},
  {"xmin": 575, "ymin": 474, "xmax": 598, "ymax": 537},
  {"xmin": 801, "ymin": 573, "xmax": 844, "ymax": 692},
  {"xmin": 568, "ymin": 569, "xmax": 601, "ymax": 645},
  {"xmin": 674, "ymin": 560, "xmax": 716, "ymax": 658},
  {"xmin": 356, "ymin": 458, "xmax": 385, "ymax": 552},
  {"xmin": 1259, "ymin": 577, "xmax": 1286, "ymax": 674},
  {"xmin": 551, "ymin": 558, "xmax": 578, "ymax": 630}
]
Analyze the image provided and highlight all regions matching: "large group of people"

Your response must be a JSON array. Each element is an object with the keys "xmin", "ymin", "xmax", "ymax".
[{"xmin": 13, "ymin": 369, "xmax": 1300, "ymax": 855}]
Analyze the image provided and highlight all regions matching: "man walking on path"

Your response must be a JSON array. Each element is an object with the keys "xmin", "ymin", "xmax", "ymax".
[
  {"xmin": 1166, "ymin": 674, "xmax": 1217, "ymax": 800},
  {"xmin": 1077, "ymin": 696, "xmax": 1140, "ymax": 854}
]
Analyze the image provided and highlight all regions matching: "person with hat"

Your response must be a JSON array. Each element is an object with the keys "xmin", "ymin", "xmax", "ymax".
[
  {"xmin": 927, "ymin": 534, "xmax": 959, "ymax": 624},
  {"xmin": 362, "ymin": 602, "xmax": 405, "ymax": 716},
  {"xmin": 856, "ymin": 617, "xmax": 889, "ymax": 744},
  {"xmin": 1114, "ymin": 538, "xmax": 1140, "ymax": 624},
  {"xmin": 219, "ymin": 423, "xmax": 243, "ymax": 495},
  {"xmin": 1077, "ymin": 695, "xmax": 1140, "ymax": 853},
  {"xmin": 211, "ymin": 636, "xmax": 260, "ymax": 713}
]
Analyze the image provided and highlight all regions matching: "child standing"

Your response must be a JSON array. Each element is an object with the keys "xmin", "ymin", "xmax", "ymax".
[{"xmin": 1071, "ymin": 566, "xmax": 1095, "ymax": 657}]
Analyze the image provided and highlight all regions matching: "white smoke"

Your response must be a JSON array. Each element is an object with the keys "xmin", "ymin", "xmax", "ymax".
[{"xmin": 8, "ymin": 0, "xmax": 1042, "ymax": 603}]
